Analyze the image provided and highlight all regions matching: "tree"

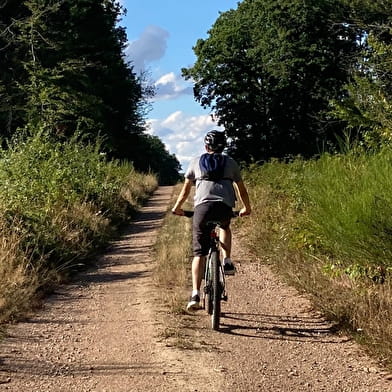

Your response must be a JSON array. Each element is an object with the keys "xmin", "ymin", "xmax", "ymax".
[
  {"xmin": 13, "ymin": 1, "xmax": 100, "ymax": 136},
  {"xmin": 183, "ymin": 0, "xmax": 362, "ymax": 163},
  {"xmin": 133, "ymin": 134, "xmax": 181, "ymax": 185},
  {"xmin": 0, "ymin": 1, "xmax": 181, "ymax": 182},
  {"xmin": 0, "ymin": 0, "xmax": 29, "ymax": 138},
  {"xmin": 17, "ymin": 1, "xmax": 148, "ymax": 148},
  {"xmin": 48, "ymin": 0, "xmax": 150, "ymax": 154},
  {"xmin": 331, "ymin": 0, "xmax": 392, "ymax": 148},
  {"xmin": 0, "ymin": 1, "xmax": 149, "ymax": 153}
]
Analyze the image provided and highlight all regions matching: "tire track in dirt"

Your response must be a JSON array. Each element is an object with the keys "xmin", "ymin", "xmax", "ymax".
[{"xmin": 0, "ymin": 186, "xmax": 223, "ymax": 392}]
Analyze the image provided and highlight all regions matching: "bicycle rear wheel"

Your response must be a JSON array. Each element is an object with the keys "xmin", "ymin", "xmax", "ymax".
[
  {"xmin": 204, "ymin": 255, "xmax": 213, "ymax": 315},
  {"xmin": 211, "ymin": 250, "xmax": 221, "ymax": 330}
]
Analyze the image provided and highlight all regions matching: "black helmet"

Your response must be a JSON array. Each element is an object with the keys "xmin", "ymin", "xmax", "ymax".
[{"xmin": 204, "ymin": 130, "xmax": 226, "ymax": 152}]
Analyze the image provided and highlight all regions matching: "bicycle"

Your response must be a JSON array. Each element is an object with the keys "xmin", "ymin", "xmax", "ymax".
[{"xmin": 183, "ymin": 210, "xmax": 238, "ymax": 331}]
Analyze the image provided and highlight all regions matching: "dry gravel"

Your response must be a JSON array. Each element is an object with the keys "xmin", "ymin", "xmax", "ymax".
[{"xmin": 0, "ymin": 186, "xmax": 391, "ymax": 391}]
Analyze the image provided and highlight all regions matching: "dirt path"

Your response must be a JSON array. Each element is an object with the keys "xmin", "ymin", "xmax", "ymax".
[
  {"xmin": 0, "ymin": 186, "xmax": 391, "ymax": 391},
  {"xmin": 185, "ymin": 237, "xmax": 392, "ymax": 392},
  {"xmin": 0, "ymin": 186, "xmax": 222, "ymax": 392}
]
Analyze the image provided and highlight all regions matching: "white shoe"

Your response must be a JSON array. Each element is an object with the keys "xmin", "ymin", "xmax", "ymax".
[{"xmin": 186, "ymin": 294, "xmax": 201, "ymax": 311}]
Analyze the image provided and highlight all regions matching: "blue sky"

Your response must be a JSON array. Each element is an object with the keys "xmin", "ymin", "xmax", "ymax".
[{"xmin": 118, "ymin": 0, "xmax": 240, "ymax": 170}]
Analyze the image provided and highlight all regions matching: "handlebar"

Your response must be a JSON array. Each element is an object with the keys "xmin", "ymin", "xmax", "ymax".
[
  {"xmin": 183, "ymin": 210, "xmax": 194, "ymax": 218},
  {"xmin": 178, "ymin": 210, "xmax": 240, "ymax": 218}
]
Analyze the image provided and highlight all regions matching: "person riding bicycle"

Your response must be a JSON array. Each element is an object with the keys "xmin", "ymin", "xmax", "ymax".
[{"xmin": 172, "ymin": 130, "xmax": 251, "ymax": 311}]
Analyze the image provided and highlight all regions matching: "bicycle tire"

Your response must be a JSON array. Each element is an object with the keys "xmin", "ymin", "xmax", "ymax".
[
  {"xmin": 205, "ymin": 255, "xmax": 213, "ymax": 315},
  {"xmin": 211, "ymin": 250, "xmax": 221, "ymax": 330}
]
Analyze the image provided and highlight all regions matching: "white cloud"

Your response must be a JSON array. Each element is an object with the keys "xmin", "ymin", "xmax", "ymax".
[
  {"xmin": 125, "ymin": 25, "xmax": 169, "ymax": 73},
  {"xmin": 154, "ymin": 72, "xmax": 193, "ymax": 100},
  {"xmin": 124, "ymin": 26, "xmax": 192, "ymax": 102},
  {"xmin": 148, "ymin": 111, "xmax": 223, "ymax": 171}
]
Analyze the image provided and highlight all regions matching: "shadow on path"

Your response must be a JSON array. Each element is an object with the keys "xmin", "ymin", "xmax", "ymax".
[{"xmin": 218, "ymin": 312, "xmax": 350, "ymax": 344}]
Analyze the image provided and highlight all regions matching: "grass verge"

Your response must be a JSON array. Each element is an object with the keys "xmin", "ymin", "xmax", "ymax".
[
  {"xmin": 240, "ymin": 150, "xmax": 392, "ymax": 369},
  {"xmin": 153, "ymin": 185, "xmax": 198, "ymax": 348},
  {"xmin": 0, "ymin": 132, "xmax": 157, "ymax": 326}
]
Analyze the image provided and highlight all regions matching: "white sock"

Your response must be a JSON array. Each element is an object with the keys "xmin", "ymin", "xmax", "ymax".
[
  {"xmin": 223, "ymin": 257, "xmax": 232, "ymax": 265},
  {"xmin": 192, "ymin": 289, "xmax": 200, "ymax": 297}
]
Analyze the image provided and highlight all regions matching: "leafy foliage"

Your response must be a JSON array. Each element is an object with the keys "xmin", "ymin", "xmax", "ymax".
[
  {"xmin": 241, "ymin": 151, "xmax": 392, "ymax": 364},
  {"xmin": 0, "ymin": 0, "xmax": 28, "ymax": 137},
  {"xmin": 14, "ymin": 0, "xmax": 144, "ymax": 142},
  {"xmin": 129, "ymin": 134, "xmax": 182, "ymax": 185},
  {"xmin": 331, "ymin": 1, "xmax": 392, "ymax": 148},
  {"xmin": 0, "ymin": 132, "xmax": 157, "ymax": 267},
  {"xmin": 0, "ymin": 131, "xmax": 157, "ymax": 322},
  {"xmin": 0, "ymin": 0, "xmax": 181, "ymax": 184},
  {"xmin": 183, "ymin": 0, "xmax": 364, "ymax": 162}
]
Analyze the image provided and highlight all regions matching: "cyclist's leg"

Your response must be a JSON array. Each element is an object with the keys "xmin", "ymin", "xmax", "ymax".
[
  {"xmin": 191, "ymin": 201, "xmax": 232, "ymax": 291},
  {"xmin": 219, "ymin": 225, "xmax": 232, "ymax": 259},
  {"xmin": 191, "ymin": 255, "xmax": 206, "ymax": 292},
  {"xmin": 187, "ymin": 203, "xmax": 211, "ymax": 309},
  {"xmin": 213, "ymin": 202, "xmax": 235, "ymax": 274},
  {"xmin": 220, "ymin": 225, "xmax": 236, "ymax": 274},
  {"xmin": 209, "ymin": 202, "xmax": 232, "ymax": 259}
]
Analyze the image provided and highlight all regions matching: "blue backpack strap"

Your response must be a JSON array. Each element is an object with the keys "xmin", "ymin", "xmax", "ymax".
[{"xmin": 198, "ymin": 153, "xmax": 230, "ymax": 181}]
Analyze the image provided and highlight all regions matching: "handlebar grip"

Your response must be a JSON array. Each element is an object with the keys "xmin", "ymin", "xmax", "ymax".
[
  {"xmin": 182, "ymin": 210, "xmax": 238, "ymax": 218},
  {"xmin": 183, "ymin": 210, "xmax": 194, "ymax": 218}
]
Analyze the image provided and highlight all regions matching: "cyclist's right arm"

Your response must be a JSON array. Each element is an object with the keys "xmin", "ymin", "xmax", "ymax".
[
  {"xmin": 172, "ymin": 178, "xmax": 193, "ymax": 216},
  {"xmin": 235, "ymin": 180, "xmax": 251, "ymax": 217}
]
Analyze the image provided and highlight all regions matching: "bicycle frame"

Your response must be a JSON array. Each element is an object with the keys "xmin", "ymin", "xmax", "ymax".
[
  {"xmin": 203, "ymin": 222, "xmax": 227, "ymax": 330},
  {"xmin": 181, "ymin": 209, "xmax": 238, "ymax": 330}
]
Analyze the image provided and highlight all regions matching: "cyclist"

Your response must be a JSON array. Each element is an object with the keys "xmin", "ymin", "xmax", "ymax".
[{"xmin": 172, "ymin": 130, "xmax": 251, "ymax": 311}]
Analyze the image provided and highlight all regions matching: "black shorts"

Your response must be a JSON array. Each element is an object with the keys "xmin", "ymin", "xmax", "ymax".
[{"xmin": 192, "ymin": 201, "xmax": 233, "ymax": 257}]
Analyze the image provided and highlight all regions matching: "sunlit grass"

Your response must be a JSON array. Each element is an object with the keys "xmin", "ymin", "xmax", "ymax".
[
  {"xmin": 0, "ymin": 132, "xmax": 157, "ymax": 324},
  {"xmin": 152, "ymin": 185, "xmax": 197, "ymax": 347},
  {"xmin": 241, "ymin": 148, "xmax": 392, "ymax": 367},
  {"xmin": 153, "ymin": 185, "xmax": 192, "ymax": 312}
]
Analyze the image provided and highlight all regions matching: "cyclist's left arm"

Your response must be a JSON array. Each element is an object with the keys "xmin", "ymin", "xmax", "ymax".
[{"xmin": 172, "ymin": 178, "xmax": 193, "ymax": 216}]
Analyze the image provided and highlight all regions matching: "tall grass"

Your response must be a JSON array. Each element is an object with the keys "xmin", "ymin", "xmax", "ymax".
[
  {"xmin": 152, "ymin": 186, "xmax": 196, "ymax": 347},
  {"xmin": 153, "ymin": 185, "xmax": 192, "ymax": 313},
  {"xmin": 242, "ymin": 148, "xmax": 392, "ymax": 366},
  {"xmin": 0, "ymin": 132, "xmax": 157, "ymax": 324},
  {"xmin": 299, "ymin": 150, "xmax": 392, "ymax": 279}
]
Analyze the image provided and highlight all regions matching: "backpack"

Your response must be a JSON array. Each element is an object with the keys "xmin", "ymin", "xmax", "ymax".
[{"xmin": 198, "ymin": 153, "xmax": 228, "ymax": 182}]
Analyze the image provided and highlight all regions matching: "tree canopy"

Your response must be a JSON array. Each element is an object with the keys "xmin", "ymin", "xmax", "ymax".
[
  {"xmin": 0, "ymin": 0, "xmax": 181, "ymax": 184},
  {"xmin": 183, "ymin": 0, "xmax": 389, "ymax": 163},
  {"xmin": 331, "ymin": 0, "xmax": 392, "ymax": 148}
]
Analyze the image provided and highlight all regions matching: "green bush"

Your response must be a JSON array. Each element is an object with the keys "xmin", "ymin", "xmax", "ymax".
[
  {"xmin": 242, "ymin": 149, "xmax": 392, "ymax": 364},
  {"xmin": 0, "ymin": 132, "xmax": 157, "ymax": 322},
  {"xmin": 245, "ymin": 149, "xmax": 392, "ymax": 278}
]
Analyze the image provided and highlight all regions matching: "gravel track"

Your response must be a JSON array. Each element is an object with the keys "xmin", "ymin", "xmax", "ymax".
[{"xmin": 0, "ymin": 186, "xmax": 391, "ymax": 391}]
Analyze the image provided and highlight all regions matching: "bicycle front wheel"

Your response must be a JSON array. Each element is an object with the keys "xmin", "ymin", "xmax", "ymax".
[{"xmin": 211, "ymin": 250, "xmax": 221, "ymax": 330}]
